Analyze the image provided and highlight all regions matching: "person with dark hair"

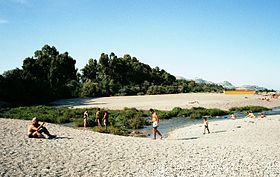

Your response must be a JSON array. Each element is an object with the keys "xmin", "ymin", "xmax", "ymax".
[
  {"xmin": 203, "ymin": 117, "xmax": 210, "ymax": 134},
  {"xmin": 149, "ymin": 109, "xmax": 163, "ymax": 140},
  {"xmin": 95, "ymin": 108, "xmax": 102, "ymax": 126},
  {"xmin": 83, "ymin": 110, "xmax": 89, "ymax": 128},
  {"xmin": 27, "ymin": 117, "xmax": 56, "ymax": 139},
  {"xmin": 103, "ymin": 111, "xmax": 109, "ymax": 129}
]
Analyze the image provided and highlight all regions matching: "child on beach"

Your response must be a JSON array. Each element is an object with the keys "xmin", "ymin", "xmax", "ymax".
[
  {"xmin": 150, "ymin": 109, "xmax": 163, "ymax": 140},
  {"xmin": 203, "ymin": 117, "xmax": 210, "ymax": 134}
]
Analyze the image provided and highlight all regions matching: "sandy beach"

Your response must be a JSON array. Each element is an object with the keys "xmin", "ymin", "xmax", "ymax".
[
  {"xmin": 52, "ymin": 93, "xmax": 280, "ymax": 111},
  {"xmin": 1, "ymin": 115, "xmax": 280, "ymax": 176}
]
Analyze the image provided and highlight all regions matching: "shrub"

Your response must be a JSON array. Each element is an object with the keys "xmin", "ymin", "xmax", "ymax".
[
  {"xmin": 229, "ymin": 106, "xmax": 270, "ymax": 113},
  {"xmin": 114, "ymin": 108, "xmax": 146, "ymax": 129},
  {"xmin": 92, "ymin": 126, "xmax": 128, "ymax": 136}
]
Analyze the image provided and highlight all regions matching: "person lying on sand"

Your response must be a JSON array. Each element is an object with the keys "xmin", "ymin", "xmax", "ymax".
[{"xmin": 27, "ymin": 117, "xmax": 56, "ymax": 139}]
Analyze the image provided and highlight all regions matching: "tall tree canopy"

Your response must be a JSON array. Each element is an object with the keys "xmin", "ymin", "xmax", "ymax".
[
  {"xmin": 0, "ymin": 45, "xmax": 224, "ymax": 105},
  {"xmin": 1, "ymin": 45, "xmax": 78, "ymax": 104}
]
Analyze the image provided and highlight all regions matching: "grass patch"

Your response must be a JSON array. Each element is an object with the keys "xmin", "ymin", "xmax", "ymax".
[
  {"xmin": 229, "ymin": 106, "xmax": 271, "ymax": 114},
  {"xmin": 0, "ymin": 105, "xmax": 272, "ymax": 136},
  {"xmin": 92, "ymin": 126, "xmax": 128, "ymax": 136}
]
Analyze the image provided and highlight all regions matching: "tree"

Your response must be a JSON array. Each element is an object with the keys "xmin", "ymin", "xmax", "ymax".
[{"xmin": 81, "ymin": 58, "xmax": 98, "ymax": 82}]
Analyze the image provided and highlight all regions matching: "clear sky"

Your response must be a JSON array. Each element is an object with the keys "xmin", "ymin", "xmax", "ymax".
[{"xmin": 0, "ymin": 0, "xmax": 279, "ymax": 90}]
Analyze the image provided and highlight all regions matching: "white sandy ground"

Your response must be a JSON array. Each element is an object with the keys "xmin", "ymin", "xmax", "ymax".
[
  {"xmin": 1, "ymin": 116, "xmax": 280, "ymax": 177},
  {"xmin": 51, "ymin": 93, "xmax": 280, "ymax": 111}
]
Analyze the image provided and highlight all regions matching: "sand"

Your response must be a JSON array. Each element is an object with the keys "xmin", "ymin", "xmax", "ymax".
[
  {"xmin": 1, "ymin": 116, "xmax": 280, "ymax": 177},
  {"xmin": 51, "ymin": 93, "xmax": 280, "ymax": 110}
]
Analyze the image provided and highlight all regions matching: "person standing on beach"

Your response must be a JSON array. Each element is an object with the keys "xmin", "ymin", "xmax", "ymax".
[
  {"xmin": 103, "ymin": 111, "xmax": 109, "ymax": 129},
  {"xmin": 203, "ymin": 117, "xmax": 210, "ymax": 134},
  {"xmin": 27, "ymin": 117, "xmax": 56, "ymax": 139},
  {"xmin": 95, "ymin": 108, "xmax": 102, "ymax": 126},
  {"xmin": 150, "ymin": 109, "xmax": 163, "ymax": 140},
  {"xmin": 83, "ymin": 110, "xmax": 89, "ymax": 128}
]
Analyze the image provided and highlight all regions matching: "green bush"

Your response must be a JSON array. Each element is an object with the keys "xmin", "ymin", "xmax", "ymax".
[
  {"xmin": 74, "ymin": 118, "xmax": 96, "ymax": 127},
  {"xmin": 92, "ymin": 126, "xmax": 128, "ymax": 136},
  {"xmin": 113, "ymin": 108, "xmax": 146, "ymax": 129},
  {"xmin": 229, "ymin": 106, "xmax": 270, "ymax": 113},
  {"xmin": 156, "ymin": 110, "xmax": 170, "ymax": 119}
]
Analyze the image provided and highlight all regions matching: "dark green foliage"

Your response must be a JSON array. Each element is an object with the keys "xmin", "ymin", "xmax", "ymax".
[
  {"xmin": 74, "ymin": 118, "xmax": 96, "ymax": 127},
  {"xmin": 229, "ymin": 106, "xmax": 271, "ymax": 113},
  {"xmin": 0, "ymin": 106, "xmax": 72, "ymax": 124},
  {"xmin": 0, "ymin": 44, "xmax": 225, "ymax": 105},
  {"xmin": 1, "ymin": 45, "xmax": 78, "ymax": 105},
  {"xmin": 79, "ymin": 52, "xmax": 224, "ymax": 97},
  {"xmin": 110, "ymin": 108, "xmax": 147, "ymax": 129},
  {"xmin": 156, "ymin": 107, "xmax": 229, "ymax": 119},
  {"xmin": 92, "ymin": 126, "xmax": 128, "ymax": 136}
]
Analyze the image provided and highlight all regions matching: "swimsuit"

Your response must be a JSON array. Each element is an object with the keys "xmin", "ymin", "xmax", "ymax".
[{"xmin": 153, "ymin": 121, "xmax": 158, "ymax": 128}]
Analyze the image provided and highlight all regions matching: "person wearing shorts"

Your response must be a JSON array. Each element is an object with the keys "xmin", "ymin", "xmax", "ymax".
[
  {"xmin": 203, "ymin": 117, "xmax": 210, "ymax": 134},
  {"xmin": 150, "ymin": 109, "xmax": 163, "ymax": 140}
]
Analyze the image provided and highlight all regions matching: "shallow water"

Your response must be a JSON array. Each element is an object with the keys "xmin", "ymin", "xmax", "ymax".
[
  {"xmin": 140, "ymin": 106, "xmax": 280, "ymax": 138},
  {"xmin": 63, "ymin": 107, "xmax": 280, "ymax": 138}
]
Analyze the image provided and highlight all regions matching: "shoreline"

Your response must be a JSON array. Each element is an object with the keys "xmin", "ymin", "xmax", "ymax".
[{"xmin": 1, "ymin": 116, "xmax": 280, "ymax": 176}]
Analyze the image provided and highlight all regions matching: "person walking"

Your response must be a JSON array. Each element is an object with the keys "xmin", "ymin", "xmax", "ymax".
[
  {"xmin": 150, "ymin": 109, "xmax": 163, "ymax": 140},
  {"xmin": 203, "ymin": 117, "xmax": 210, "ymax": 134}
]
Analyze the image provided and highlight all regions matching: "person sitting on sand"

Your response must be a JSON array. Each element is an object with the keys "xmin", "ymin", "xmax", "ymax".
[
  {"xmin": 259, "ymin": 112, "xmax": 266, "ymax": 119},
  {"xmin": 27, "ymin": 117, "xmax": 56, "ymax": 139},
  {"xmin": 83, "ymin": 110, "xmax": 89, "ymax": 128},
  {"xmin": 150, "ymin": 109, "xmax": 163, "ymax": 140},
  {"xmin": 203, "ymin": 117, "xmax": 210, "ymax": 134},
  {"xmin": 95, "ymin": 108, "xmax": 102, "ymax": 126},
  {"xmin": 230, "ymin": 114, "xmax": 236, "ymax": 120},
  {"xmin": 103, "ymin": 111, "xmax": 109, "ymax": 129},
  {"xmin": 247, "ymin": 112, "xmax": 256, "ymax": 119},
  {"xmin": 247, "ymin": 112, "xmax": 256, "ymax": 123}
]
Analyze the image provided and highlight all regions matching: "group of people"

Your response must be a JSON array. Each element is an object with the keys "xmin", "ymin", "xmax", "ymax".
[
  {"xmin": 27, "ymin": 107, "xmax": 267, "ymax": 140},
  {"xmin": 83, "ymin": 108, "xmax": 109, "ymax": 129},
  {"xmin": 26, "ymin": 108, "xmax": 210, "ymax": 140}
]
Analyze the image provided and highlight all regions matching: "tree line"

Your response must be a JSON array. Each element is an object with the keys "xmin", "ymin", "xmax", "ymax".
[{"xmin": 0, "ymin": 45, "xmax": 224, "ymax": 105}]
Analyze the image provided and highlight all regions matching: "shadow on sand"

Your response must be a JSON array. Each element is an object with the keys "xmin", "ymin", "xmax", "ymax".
[
  {"xmin": 50, "ymin": 98, "xmax": 106, "ymax": 108},
  {"xmin": 52, "ymin": 136, "xmax": 73, "ymax": 140},
  {"xmin": 212, "ymin": 130, "xmax": 227, "ymax": 134},
  {"xmin": 176, "ymin": 137, "xmax": 199, "ymax": 141}
]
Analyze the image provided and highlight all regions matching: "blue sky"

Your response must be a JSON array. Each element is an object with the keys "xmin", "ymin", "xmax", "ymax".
[{"xmin": 0, "ymin": 0, "xmax": 279, "ymax": 90}]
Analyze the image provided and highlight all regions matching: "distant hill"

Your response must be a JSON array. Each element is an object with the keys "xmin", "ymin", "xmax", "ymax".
[
  {"xmin": 194, "ymin": 78, "xmax": 214, "ymax": 84},
  {"xmin": 218, "ymin": 81, "xmax": 236, "ymax": 89},
  {"xmin": 176, "ymin": 77, "xmax": 269, "ymax": 91},
  {"xmin": 241, "ymin": 85, "xmax": 267, "ymax": 91},
  {"xmin": 175, "ymin": 76, "xmax": 187, "ymax": 80}
]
